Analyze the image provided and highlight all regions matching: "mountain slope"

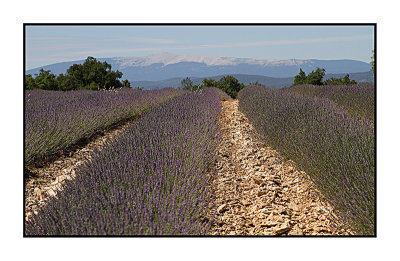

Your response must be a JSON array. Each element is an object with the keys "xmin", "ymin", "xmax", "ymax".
[{"xmin": 26, "ymin": 53, "xmax": 372, "ymax": 81}]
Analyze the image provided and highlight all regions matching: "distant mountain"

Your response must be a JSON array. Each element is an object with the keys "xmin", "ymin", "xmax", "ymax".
[
  {"xmin": 132, "ymin": 71, "xmax": 374, "ymax": 90},
  {"xmin": 26, "ymin": 52, "xmax": 372, "ymax": 81}
]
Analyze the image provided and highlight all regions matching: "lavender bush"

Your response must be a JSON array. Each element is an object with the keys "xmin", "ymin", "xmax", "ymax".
[
  {"xmin": 25, "ymin": 88, "xmax": 225, "ymax": 235},
  {"xmin": 238, "ymin": 85, "xmax": 375, "ymax": 235},
  {"xmin": 285, "ymin": 83, "xmax": 374, "ymax": 121},
  {"xmin": 25, "ymin": 88, "xmax": 183, "ymax": 165}
]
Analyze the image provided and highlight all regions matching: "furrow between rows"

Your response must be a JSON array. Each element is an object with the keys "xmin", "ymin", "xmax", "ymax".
[{"xmin": 209, "ymin": 100, "xmax": 352, "ymax": 235}]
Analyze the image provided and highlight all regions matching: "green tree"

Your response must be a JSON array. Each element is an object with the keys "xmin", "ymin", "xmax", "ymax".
[
  {"xmin": 180, "ymin": 77, "xmax": 194, "ymax": 90},
  {"xmin": 66, "ymin": 56, "xmax": 123, "ymax": 90},
  {"xmin": 122, "ymin": 79, "xmax": 131, "ymax": 88},
  {"xmin": 104, "ymin": 69, "xmax": 123, "ymax": 89},
  {"xmin": 324, "ymin": 77, "xmax": 340, "ymax": 85},
  {"xmin": 66, "ymin": 64, "xmax": 86, "ymax": 89},
  {"xmin": 217, "ymin": 75, "xmax": 245, "ymax": 98},
  {"xmin": 293, "ymin": 68, "xmax": 326, "ymax": 86},
  {"xmin": 201, "ymin": 78, "xmax": 217, "ymax": 88},
  {"xmin": 25, "ymin": 74, "xmax": 37, "ymax": 90},
  {"xmin": 25, "ymin": 57, "xmax": 125, "ymax": 91},
  {"xmin": 323, "ymin": 74, "xmax": 357, "ymax": 85},
  {"xmin": 342, "ymin": 74, "xmax": 357, "ymax": 85},
  {"xmin": 34, "ymin": 69, "xmax": 59, "ymax": 90},
  {"xmin": 86, "ymin": 82, "xmax": 100, "ymax": 90},
  {"xmin": 56, "ymin": 73, "xmax": 78, "ymax": 91},
  {"xmin": 293, "ymin": 69, "xmax": 307, "ymax": 85},
  {"xmin": 198, "ymin": 76, "xmax": 244, "ymax": 98},
  {"xmin": 306, "ymin": 68, "xmax": 326, "ymax": 85}
]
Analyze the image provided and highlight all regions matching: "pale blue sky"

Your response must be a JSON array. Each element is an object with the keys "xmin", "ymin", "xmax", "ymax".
[{"xmin": 25, "ymin": 25, "xmax": 374, "ymax": 70}]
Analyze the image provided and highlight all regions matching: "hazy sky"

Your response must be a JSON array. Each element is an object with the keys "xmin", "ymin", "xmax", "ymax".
[{"xmin": 25, "ymin": 25, "xmax": 374, "ymax": 70}]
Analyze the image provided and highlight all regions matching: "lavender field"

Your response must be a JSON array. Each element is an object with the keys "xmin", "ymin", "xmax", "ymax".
[
  {"xmin": 25, "ymin": 88, "xmax": 183, "ymax": 165},
  {"xmin": 285, "ymin": 83, "xmax": 374, "ymax": 121},
  {"xmin": 24, "ymin": 83, "xmax": 375, "ymax": 236},
  {"xmin": 26, "ymin": 88, "xmax": 226, "ymax": 235},
  {"xmin": 238, "ymin": 85, "xmax": 375, "ymax": 235}
]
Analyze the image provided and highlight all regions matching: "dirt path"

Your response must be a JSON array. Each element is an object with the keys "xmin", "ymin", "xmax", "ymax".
[
  {"xmin": 24, "ymin": 120, "xmax": 134, "ymax": 222},
  {"xmin": 208, "ymin": 100, "xmax": 352, "ymax": 235}
]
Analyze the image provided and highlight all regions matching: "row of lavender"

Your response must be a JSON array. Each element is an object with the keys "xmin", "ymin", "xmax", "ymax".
[
  {"xmin": 285, "ymin": 83, "xmax": 374, "ymax": 121},
  {"xmin": 26, "ymin": 88, "xmax": 226, "ymax": 235},
  {"xmin": 238, "ymin": 86, "xmax": 375, "ymax": 235},
  {"xmin": 25, "ymin": 88, "xmax": 183, "ymax": 165}
]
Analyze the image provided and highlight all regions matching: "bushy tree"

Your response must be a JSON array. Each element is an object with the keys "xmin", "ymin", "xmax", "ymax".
[
  {"xmin": 323, "ymin": 77, "xmax": 341, "ymax": 85},
  {"xmin": 306, "ymin": 68, "xmax": 326, "ymax": 85},
  {"xmin": 56, "ymin": 73, "xmax": 78, "ymax": 91},
  {"xmin": 66, "ymin": 56, "xmax": 122, "ymax": 90},
  {"xmin": 104, "ymin": 70, "xmax": 123, "ymax": 89},
  {"xmin": 343, "ymin": 74, "xmax": 357, "ymax": 85},
  {"xmin": 25, "ymin": 56, "xmax": 126, "ymax": 91},
  {"xmin": 25, "ymin": 74, "xmax": 37, "ymax": 90},
  {"xmin": 86, "ymin": 82, "xmax": 100, "ymax": 90},
  {"xmin": 294, "ymin": 69, "xmax": 307, "ymax": 85},
  {"xmin": 34, "ymin": 69, "xmax": 59, "ymax": 90},
  {"xmin": 180, "ymin": 77, "xmax": 194, "ymax": 90},
  {"xmin": 122, "ymin": 79, "xmax": 131, "ymax": 88},
  {"xmin": 293, "ymin": 68, "xmax": 326, "ymax": 86},
  {"xmin": 200, "ymin": 76, "xmax": 244, "ymax": 98},
  {"xmin": 201, "ymin": 78, "xmax": 217, "ymax": 88},
  {"xmin": 191, "ymin": 84, "xmax": 202, "ymax": 91},
  {"xmin": 324, "ymin": 74, "xmax": 357, "ymax": 85},
  {"xmin": 217, "ymin": 75, "xmax": 245, "ymax": 98}
]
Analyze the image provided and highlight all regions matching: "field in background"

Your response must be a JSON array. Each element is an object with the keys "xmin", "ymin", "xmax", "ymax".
[{"xmin": 285, "ymin": 83, "xmax": 374, "ymax": 121}]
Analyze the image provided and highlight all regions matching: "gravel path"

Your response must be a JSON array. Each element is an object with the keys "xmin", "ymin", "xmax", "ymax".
[
  {"xmin": 208, "ymin": 100, "xmax": 352, "ymax": 235},
  {"xmin": 24, "ymin": 120, "xmax": 134, "ymax": 222}
]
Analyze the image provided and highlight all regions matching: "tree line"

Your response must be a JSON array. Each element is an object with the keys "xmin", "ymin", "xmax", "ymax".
[
  {"xmin": 181, "ymin": 69, "xmax": 359, "ymax": 99},
  {"xmin": 25, "ymin": 57, "xmax": 131, "ymax": 91},
  {"xmin": 293, "ymin": 68, "xmax": 357, "ymax": 86},
  {"xmin": 180, "ymin": 75, "xmax": 245, "ymax": 98}
]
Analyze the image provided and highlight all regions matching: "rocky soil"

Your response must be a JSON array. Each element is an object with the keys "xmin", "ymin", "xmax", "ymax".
[
  {"xmin": 208, "ymin": 100, "xmax": 353, "ymax": 236},
  {"xmin": 24, "ymin": 120, "xmax": 134, "ymax": 222}
]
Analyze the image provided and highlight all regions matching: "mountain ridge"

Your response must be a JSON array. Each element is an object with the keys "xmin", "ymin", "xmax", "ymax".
[{"xmin": 26, "ymin": 52, "xmax": 372, "ymax": 81}]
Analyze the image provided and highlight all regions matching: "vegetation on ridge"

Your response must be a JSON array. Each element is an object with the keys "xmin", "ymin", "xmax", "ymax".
[{"xmin": 293, "ymin": 68, "xmax": 357, "ymax": 86}]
